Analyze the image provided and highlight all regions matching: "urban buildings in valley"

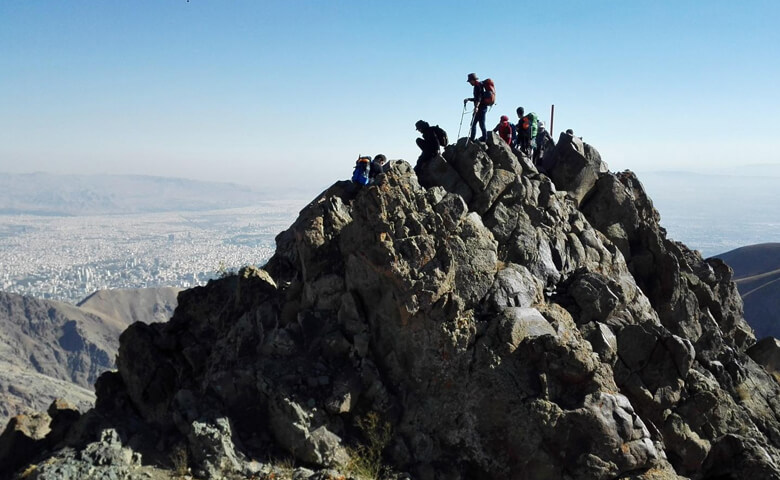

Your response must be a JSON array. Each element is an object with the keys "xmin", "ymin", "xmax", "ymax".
[{"xmin": 0, "ymin": 201, "xmax": 304, "ymax": 305}]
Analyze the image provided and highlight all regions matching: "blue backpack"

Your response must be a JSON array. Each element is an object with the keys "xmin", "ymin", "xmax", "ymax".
[{"xmin": 352, "ymin": 156, "xmax": 371, "ymax": 185}]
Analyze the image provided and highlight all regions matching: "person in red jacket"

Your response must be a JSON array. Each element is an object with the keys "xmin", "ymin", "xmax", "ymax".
[{"xmin": 493, "ymin": 115, "xmax": 513, "ymax": 145}]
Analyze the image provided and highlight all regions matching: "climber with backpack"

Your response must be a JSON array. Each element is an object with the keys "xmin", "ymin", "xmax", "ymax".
[
  {"xmin": 414, "ymin": 120, "xmax": 447, "ymax": 176},
  {"xmin": 493, "ymin": 115, "xmax": 513, "ymax": 145},
  {"xmin": 516, "ymin": 107, "xmax": 538, "ymax": 156},
  {"xmin": 369, "ymin": 154, "xmax": 388, "ymax": 183},
  {"xmin": 351, "ymin": 155, "xmax": 372, "ymax": 186},
  {"xmin": 464, "ymin": 73, "xmax": 495, "ymax": 142},
  {"xmin": 534, "ymin": 121, "xmax": 555, "ymax": 169}
]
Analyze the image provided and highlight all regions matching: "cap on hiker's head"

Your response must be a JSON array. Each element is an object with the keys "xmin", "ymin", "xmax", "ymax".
[
  {"xmin": 415, "ymin": 120, "xmax": 428, "ymax": 130},
  {"xmin": 538, "ymin": 121, "xmax": 545, "ymax": 128},
  {"xmin": 500, "ymin": 115, "xmax": 509, "ymax": 122},
  {"xmin": 467, "ymin": 73, "xmax": 478, "ymax": 82}
]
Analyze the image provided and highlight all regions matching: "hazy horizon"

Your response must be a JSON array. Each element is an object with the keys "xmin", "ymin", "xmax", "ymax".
[
  {"xmin": 2, "ymin": 159, "xmax": 779, "ymax": 195},
  {"xmin": 0, "ymin": 168, "xmax": 776, "ymax": 260},
  {"xmin": 2, "ymin": 1, "xmax": 780, "ymax": 188}
]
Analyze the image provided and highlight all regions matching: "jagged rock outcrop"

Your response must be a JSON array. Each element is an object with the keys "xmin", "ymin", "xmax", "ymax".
[
  {"xmin": 748, "ymin": 337, "xmax": 780, "ymax": 382},
  {"xmin": 3, "ymin": 133, "xmax": 779, "ymax": 480}
]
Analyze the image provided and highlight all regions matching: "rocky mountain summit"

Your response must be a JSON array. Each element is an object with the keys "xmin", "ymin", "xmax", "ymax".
[{"xmin": 2, "ymin": 133, "xmax": 779, "ymax": 480}]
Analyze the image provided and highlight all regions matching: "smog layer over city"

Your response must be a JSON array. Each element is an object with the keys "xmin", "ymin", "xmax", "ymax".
[
  {"xmin": 1, "ymin": 168, "xmax": 778, "ymax": 306},
  {"xmin": 0, "ymin": 199, "xmax": 305, "ymax": 304}
]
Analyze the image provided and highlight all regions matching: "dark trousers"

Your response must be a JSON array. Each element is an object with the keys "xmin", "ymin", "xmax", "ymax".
[
  {"xmin": 416, "ymin": 138, "xmax": 438, "ymax": 159},
  {"xmin": 519, "ymin": 135, "xmax": 531, "ymax": 156},
  {"xmin": 470, "ymin": 106, "xmax": 487, "ymax": 141}
]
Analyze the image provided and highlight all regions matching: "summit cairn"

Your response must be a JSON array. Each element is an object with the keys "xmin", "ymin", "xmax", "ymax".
[{"xmin": 2, "ymin": 132, "xmax": 779, "ymax": 480}]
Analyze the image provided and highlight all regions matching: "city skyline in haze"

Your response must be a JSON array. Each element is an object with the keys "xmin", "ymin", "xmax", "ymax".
[{"xmin": 2, "ymin": 0, "xmax": 779, "ymax": 192}]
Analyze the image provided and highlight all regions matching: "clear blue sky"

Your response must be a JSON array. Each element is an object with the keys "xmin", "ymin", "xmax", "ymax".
[{"xmin": 1, "ymin": 0, "xmax": 779, "ymax": 192}]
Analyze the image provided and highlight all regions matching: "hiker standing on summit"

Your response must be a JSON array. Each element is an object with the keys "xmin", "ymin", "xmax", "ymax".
[{"xmin": 464, "ymin": 73, "xmax": 492, "ymax": 142}]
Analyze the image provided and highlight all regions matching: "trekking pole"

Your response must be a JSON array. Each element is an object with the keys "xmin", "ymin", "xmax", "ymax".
[
  {"xmin": 457, "ymin": 103, "xmax": 467, "ymax": 139},
  {"xmin": 550, "ymin": 104, "xmax": 555, "ymax": 137},
  {"xmin": 466, "ymin": 105, "xmax": 478, "ymax": 145}
]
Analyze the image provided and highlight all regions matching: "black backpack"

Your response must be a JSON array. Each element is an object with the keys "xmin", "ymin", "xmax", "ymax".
[{"xmin": 432, "ymin": 125, "xmax": 448, "ymax": 147}]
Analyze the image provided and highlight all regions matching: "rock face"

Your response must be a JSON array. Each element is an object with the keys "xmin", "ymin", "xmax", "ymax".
[{"xmin": 3, "ymin": 133, "xmax": 780, "ymax": 480}]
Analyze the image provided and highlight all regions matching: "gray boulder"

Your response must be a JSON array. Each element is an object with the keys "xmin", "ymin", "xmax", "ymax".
[
  {"xmin": 747, "ymin": 336, "xmax": 780, "ymax": 379},
  {"xmin": 547, "ymin": 132, "xmax": 608, "ymax": 206}
]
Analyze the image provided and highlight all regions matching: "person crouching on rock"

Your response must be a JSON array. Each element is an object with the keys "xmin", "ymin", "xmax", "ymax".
[
  {"xmin": 414, "ymin": 120, "xmax": 440, "ymax": 176},
  {"xmin": 493, "ymin": 115, "xmax": 513, "ymax": 145},
  {"xmin": 369, "ymin": 154, "xmax": 387, "ymax": 184},
  {"xmin": 351, "ymin": 156, "xmax": 372, "ymax": 186}
]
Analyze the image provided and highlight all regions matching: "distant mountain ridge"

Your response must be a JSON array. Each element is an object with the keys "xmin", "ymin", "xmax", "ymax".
[
  {"xmin": 77, "ymin": 287, "xmax": 181, "ymax": 325},
  {"xmin": 0, "ymin": 172, "xmax": 280, "ymax": 216},
  {"xmin": 0, "ymin": 287, "xmax": 180, "ymax": 427},
  {"xmin": 641, "ymin": 163, "xmax": 780, "ymax": 178},
  {"xmin": 716, "ymin": 243, "xmax": 780, "ymax": 340}
]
